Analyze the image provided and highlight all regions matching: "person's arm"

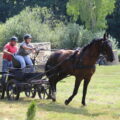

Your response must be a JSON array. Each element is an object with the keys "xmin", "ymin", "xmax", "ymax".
[
  {"xmin": 3, "ymin": 45, "xmax": 13, "ymax": 55},
  {"xmin": 21, "ymin": 43, "xmax": 35, "ymax": 51},
  {"xmin": 22, "ymin": 45, "xmax": 33, "ymax": 50},
  {"xmin": 3, "ymin": 44, "xmax": 12, "ymax": 55}
]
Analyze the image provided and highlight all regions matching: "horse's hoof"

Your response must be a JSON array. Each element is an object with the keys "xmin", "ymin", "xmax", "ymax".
[
  {"xmin": 52, "ymin": 98, "xmax": 56, "ymax": 102},
  {"xmin": 46, "ymin": 96, "xmax": 52, "ymax": 99},
  {"xmin": 82, "ymin": 102, "xmax": 86, "ymax": 106},
  {"xmin": 65, "ymin": 100, "xmax": 69, "ymax": 105}
]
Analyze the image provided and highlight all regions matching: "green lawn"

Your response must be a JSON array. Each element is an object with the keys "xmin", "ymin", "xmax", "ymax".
[{"xmin": 0, "ymin": 65, "xmax": 120, "ymax": 120}]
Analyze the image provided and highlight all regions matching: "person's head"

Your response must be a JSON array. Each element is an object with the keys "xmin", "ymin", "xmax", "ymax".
[
  {"xmin": 10, "ymin": 36, "xmax": 18, "ymax": 46},
  {"xmin": 24, "ymin": 34, "xmax": 32, "ymax": 44}
]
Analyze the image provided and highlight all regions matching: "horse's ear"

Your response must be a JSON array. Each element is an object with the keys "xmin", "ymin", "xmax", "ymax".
[{"xmin": 103, "ymin": 32, "xmax": 109, "ymax": 41}]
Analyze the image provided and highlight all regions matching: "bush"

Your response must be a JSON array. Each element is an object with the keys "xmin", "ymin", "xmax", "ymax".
[
  {"xmin": 60, "ymin": 24, "xmax": 95, "ymax": 49},
  {"xmin": 60, "ymin": 23, "xmax": 80, "ymax": 49},
  {"xmin": 0, "ymin": 6, "xmax": 118, "ymax": 49},
  {"xmin": 0, "ymin": 7, "xmax": 65, "ymax": 49},
  {"xmin": 117, "ymin": 50, "xmax": 120, "ymax": 62},
  {"xmin": 26, "ymin": 101, "xmax": 36, "ymax": 120},
  {"xmin": 94, "ymin": 31, "xmax": 118, "ymax": 49},
  {"xmin": 118, "ymin": 53, "xmax": 120, "ymax": 62},
  {"xmin": 60, "ymin": 24, "xmax": 118, "ymax": 49},
  {"xmin": 78, "ymin": 26, "xmax": 94, "ymax": 47}
]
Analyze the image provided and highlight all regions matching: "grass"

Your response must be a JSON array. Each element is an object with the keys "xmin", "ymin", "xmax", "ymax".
[{"xmin": 0, "ymin": 65, "xmax": 120, "ymax": 120}]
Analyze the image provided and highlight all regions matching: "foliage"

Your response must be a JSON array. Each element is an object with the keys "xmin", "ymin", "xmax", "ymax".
[
  {"xmin": 61, "ymin": 24, "xmax": 94, "ymax": 49},
  {"xmin": 67, "ymin": 0, "xmax": 115, "ymax": 31},
  {"xmin": 61, "ymin": 24, "xmax": 118, "ymax": 49},
  {"xmin": 118, "ymin": 52, "xmax": 120, "ymax": 62},
  {"xmin": 78, "ymin": 26, "xmax": 94, "ymax": 47},
  {"xmin": 26, "ymin": 101, "xmax": 36, "ymax": 120},
  {"xmin": 1, "ymin": 0, "xmax": 120, "ymax": 46},
  {"xmin": 62, "ymin": 25, "xmax": 94, "ymax": 48},
  {"xmin": 0, "ymin": 0, "xmax": 68, "ymax": 23},
  {"xmin": 107, "ymin": 0, "xmax": 120, "ymax": 47},
  {"xmin": 94, "ymin": 31, "xmax": 118, "ymax": 49},
  {"xmin": 0, "ymin": 7, "xmax": 65, "ymax": 48},
  {"xmin": 0, "ymin": 6, "xmax": 117, "ymax": 49},
  {"xmin": 60, "ymin": 23, "xmax": 80, "ymax": 49}
]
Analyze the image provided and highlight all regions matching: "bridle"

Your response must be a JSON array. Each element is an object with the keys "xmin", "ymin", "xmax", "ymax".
[
  {"xmin": 99, "ymin": 40, "xmax": 112, "ymax": 55},
  {"xmin": 73, "ymin": 40, "xmax": 110, "ymax": 69}
]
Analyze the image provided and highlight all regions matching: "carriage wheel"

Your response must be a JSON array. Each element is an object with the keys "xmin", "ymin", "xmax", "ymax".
[
  {"xmin": 6, "ymin": 80, "xmax": 20, "ymax": 100},
  {"xmin": 25, "ymin": 87, "xmax": 36, "ymax": 98},
  {"xmin": 38, "ymin": 85, "xmax": 49, "ymax": 99},
  {"xmin": 0, "ymin": 84, "xmax": 5, "ymax": 99}
]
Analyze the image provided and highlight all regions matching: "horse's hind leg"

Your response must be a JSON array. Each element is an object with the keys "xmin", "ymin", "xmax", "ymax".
[
  {"xmin": 49, "ymin": 73, "xmax": 67, "ymax": 101},
  {"xmin": 49, "ymin": 78, "xmax": 57, "ymax": 102},
  {"xmin": 82, "ymin": 77, "xmax": 91, "ymax": 106},
  {"xmin": 65, "ymin": 77, "xmax": 82, "ymax": 105}
]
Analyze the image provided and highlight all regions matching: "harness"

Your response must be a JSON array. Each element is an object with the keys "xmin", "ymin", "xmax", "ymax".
[
  {"xmin": 70, "ymin": 50, "xmax": 96, "ymax": 69},
  {"xmin": 75, "ymin": 64, "xmax": 95, "ymax": 69}
]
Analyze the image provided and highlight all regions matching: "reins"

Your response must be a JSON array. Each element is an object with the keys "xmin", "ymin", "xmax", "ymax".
[{"xmin": 28, "ymin": 48, "xmax": 96, "ymax": 81}]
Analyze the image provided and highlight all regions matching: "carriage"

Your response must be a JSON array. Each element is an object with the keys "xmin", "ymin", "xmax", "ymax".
[
  {"xmin": 0, "ymin": 49, "xmax": 50, "ymax": 100},
  {"xmin": 0, "ymin": 33, "xmax": 115, "ymax": 106}
]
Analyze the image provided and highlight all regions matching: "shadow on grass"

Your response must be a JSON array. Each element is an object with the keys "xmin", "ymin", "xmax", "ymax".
[
  {"xmin": 1, "ymin": 97, "xmax": 106, "ymax": 116},
  {"xmin": 0, "ymin": 97, "xmax": 41, "ymax": 105},
  {"xmin": 38, "ymin": 102, "xmax": 107, "ymax": 116}
]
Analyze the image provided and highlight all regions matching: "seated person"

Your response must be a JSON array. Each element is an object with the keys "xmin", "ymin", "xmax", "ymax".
[
  {"xmin": 2, "ymin": 36, "xmax": 18, "ymax": 85},
  {"xmin": 14, "ymin": 34, "xmax": 35, "ymax": 72},
  {"xmin": 2, "ymin": 36, "xmax": 18, "ymax": 72}
]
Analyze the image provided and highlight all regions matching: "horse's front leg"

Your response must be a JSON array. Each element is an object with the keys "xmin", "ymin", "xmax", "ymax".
[
  {"xmin": 65, "ymin": 77, "xmax": 82, "ymax": 105},
  {"xmin": 82, "ymin": 77, "xmax": 91, "ymax": 106}
]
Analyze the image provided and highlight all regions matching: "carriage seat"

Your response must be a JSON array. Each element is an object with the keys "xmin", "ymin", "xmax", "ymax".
[{"xmin": 9, "ymin": 68, "xmax": 43, "ymax": 82}]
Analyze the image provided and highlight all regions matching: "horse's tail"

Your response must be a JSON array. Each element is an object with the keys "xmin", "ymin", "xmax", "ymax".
[
  {"xmin": 45, "ymin": 60, "xmax": 53, "ymax": 75},
  {"xmin": 45, "ymin": 52, "xmax": 62, "ymax": 78},
  {"xmin": 45, "ymin": 59, "xmax": 52, "ymax": 76},
  {"xmin": 45, "ymin": 53, "xmax": 57, "ymax": 77}
]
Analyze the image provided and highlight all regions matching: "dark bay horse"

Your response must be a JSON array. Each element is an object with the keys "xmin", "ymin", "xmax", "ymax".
[{"xmin": 45, "ymin": 34, "xmax": 114, "ymax": 106}]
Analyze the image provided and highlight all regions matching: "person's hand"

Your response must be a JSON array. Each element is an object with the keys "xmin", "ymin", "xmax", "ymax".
[
  {"xmin": 33, "ymin": 47, "xmax": 36, "ymax": 50},
  {"xmin": 40, "ymin": 48, "xmax": 44, "ymax": 50},
  {"xmin": 32, "ymin": 47, "xmax": 36, "ymax": 51},
  {"xmin": 31, "ymin": 48, "xmax": 36, "ymax": 53},
  {"xmin": 10, "ymin": 53, "xmax": 14, "ymax": 56}
]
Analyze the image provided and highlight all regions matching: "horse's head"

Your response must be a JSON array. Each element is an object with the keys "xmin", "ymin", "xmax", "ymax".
[{"xmin": 100, "ymin": 33, "xmax": 114, "ymax": 62}]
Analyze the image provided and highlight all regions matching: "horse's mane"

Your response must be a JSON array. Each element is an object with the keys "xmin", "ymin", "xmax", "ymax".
[
  {"xmin": 67, "ymin": 38, "xmax": 102, "ymax": 60},
  {"xmin": 81, "ymin": 38, "xmax": 102, "ymax": 53},
  {"xmin": 72, "ymin": 38, "xmax": 102, "ymax": 60}
]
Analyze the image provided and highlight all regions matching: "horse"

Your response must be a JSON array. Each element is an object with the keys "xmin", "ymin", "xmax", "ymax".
[{"xmin": 45, "ymin": 33, "xmax": 114, "ymax": 106}]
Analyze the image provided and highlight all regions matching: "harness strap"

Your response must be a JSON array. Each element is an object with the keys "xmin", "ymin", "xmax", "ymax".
[
  {"xmin": 74, "ymin": 64, "xmax": 96, "ymax": 69},
  {"xmin": 71, "ymin": 50, "xmax": 96, "ymax": 69}
]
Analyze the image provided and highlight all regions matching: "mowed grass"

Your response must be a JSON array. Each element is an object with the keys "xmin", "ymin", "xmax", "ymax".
[{"xmin": 0, "ymin": 65, "xmax": 120, "ymax": 120}]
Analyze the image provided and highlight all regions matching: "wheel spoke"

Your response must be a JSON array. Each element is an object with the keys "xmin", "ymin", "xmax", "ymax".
[
  {"xmin": 25, "ymin": 87, "xmax": 36, "ymax": 98},
  {"xmin": 7, "ymin": 80, "xmax": 20, "ymax": 100},
  {"xmin": 38, "ymin": 85, "xmax": 49, "ymax": 99},
  {"xmin": 0, "ymin": 85, "xmax": 5, "ymax": 99}
]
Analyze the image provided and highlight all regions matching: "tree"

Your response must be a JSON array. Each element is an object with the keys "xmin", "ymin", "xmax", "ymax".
[
  {"xmin": 107, "ymin": 0, "xmax": 120, "ymax": 46},
  {"xmin": 0, "ymin": 7, "xmax": 66, "ymax": 48},
  {"xmin": 67, "ymin": 0, "xmax": 115, "ymax": 31},
  {"xmin": 0, "ymin": 0, "xmax": 68, "ymax": 23}
]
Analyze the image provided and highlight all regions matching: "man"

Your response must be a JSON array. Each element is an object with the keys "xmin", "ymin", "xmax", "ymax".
[
  {"xmin": 2, "ymin": 36, "xmax": 18, "ymax": 72},
  {"xmin": 15, "ymin": 34, "xmax": 34, "ymax": 72}
]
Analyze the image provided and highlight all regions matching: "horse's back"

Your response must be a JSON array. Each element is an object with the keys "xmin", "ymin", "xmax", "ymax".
[{"xmin": 45, "ymin": 50, "xmax": 74, "ymax": 72}]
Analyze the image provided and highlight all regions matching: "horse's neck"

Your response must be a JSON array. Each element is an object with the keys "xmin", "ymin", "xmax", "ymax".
[{"xmin": 80, "ymin": 45, "xmax": 100, "ymax": 65}]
